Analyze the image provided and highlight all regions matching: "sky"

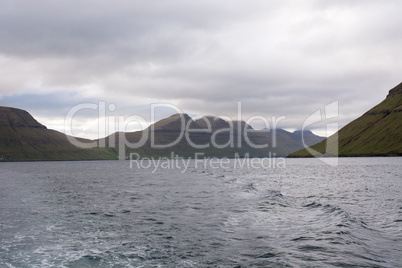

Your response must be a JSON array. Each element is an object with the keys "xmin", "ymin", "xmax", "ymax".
[{"xmin": 0, "ymin": 0, "xmax": 401, "ymax": 139}]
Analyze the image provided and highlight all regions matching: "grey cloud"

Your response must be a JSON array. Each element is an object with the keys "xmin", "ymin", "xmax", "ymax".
[
  {"xmin": 0, "ymin": 0, "xmax": 274, "ymax": 59},
  {"xmin": 0, "ymin": 0, "xmax": 401, "ymax": 137}
]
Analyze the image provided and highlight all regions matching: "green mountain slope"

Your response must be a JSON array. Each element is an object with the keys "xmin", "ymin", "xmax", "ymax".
[
  {"xmin": 289, "ymin": 82, "xmax": 402, "ymax": 157},
  {"xmin": 0, "ymin": 107, "xmax": 117, "ymax": 161}
]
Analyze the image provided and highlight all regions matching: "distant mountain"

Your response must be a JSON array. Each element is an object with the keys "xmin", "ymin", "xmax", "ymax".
[
  {"xmin": 290, "ymin": 130, "xmax": 325, "ymax": 148},
  {"xmin": 102, "ymin": 114, "xmax": 324, "ymax": 158},
  {"xmin": 195, "ymin": 116, "xmax": 230, "ymax": 132},
  {"xmin": 0, "ymin": 106, "xmax": 325, "ymax": 161},
  {"xmin": 0, "ymin": 107, "xmax": 117, "ymax": 161},
  {"xmin": 289, "ymin": 82, "xmax": 402, "ymax": 157},
  {"xmin": 150, "ymin": 113, "xmax": 199, "ymax": 131}
]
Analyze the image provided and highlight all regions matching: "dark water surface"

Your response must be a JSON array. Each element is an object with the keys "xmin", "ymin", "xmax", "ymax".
[{"xmin": 0, "ymin": 157, "xmax": 401, "ymax": 267}]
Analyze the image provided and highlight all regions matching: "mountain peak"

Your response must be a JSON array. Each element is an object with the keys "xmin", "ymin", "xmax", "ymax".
[
  {"xmin": 195, "ymin": 116, "xmax": 230, "ymax": 132},
  {"xmin": 149, "ymin": 113, "xmax": 198, "ymax": 131},
  {"xmin": 230, "ymin": 120, "xmax": 253, "ymax": 131},
  {"xmin": 0, "ymin": 106, "xmax": 47, "ymax": 129},
  {"xmin": 387, "ymin": 82, "xmax": 402, "ymax": 97},
  {"xmin": 292, "ymin": 130, "xmax": 312, "ymax": 134}
]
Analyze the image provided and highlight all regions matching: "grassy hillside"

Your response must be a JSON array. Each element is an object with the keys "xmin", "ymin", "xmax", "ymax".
[
  {"xmin": 0, "ymin": 107, "xmax": 117, "ymax": 161},
  {"xmin": 289, "ymin": 83, "xmax": 402, "ymax": 157}
]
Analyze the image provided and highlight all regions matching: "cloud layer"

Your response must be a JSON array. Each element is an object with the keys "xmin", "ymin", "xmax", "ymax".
[{"xmin": 0, "ymin": 0, "xmax": 401, "ymax": 138}]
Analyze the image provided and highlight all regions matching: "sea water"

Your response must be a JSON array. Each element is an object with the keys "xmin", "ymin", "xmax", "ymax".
[{"xmin": 0, "ymin": 157, "xmax": 401, "ymax": 267}]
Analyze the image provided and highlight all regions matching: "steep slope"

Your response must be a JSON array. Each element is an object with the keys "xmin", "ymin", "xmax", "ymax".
[
  {"xmin": 289, "ymin": 83, "xmax": 402, "ymax": 157},
  {"xmin": 0, "ymin": 107, "xmax": 117, "ymax": 161}
]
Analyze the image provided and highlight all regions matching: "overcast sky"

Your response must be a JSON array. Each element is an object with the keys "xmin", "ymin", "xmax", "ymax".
[{"xmin": 0, "ymin": 0, "xmax": 401, "ymax": 139}]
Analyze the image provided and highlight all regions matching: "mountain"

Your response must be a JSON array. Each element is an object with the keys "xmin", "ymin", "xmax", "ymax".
[
  {"xmin": 102, "ymin": 114, "xmax": 324, "ymax": 158},
  {"xmin": 289, "ymin": 130, "xmax": 324, "ymax": 148},
  {"xmin": 150, "ymin": 113, "xmax": 199, "ymax": 131},
  {"xmin": 0, "ymin": 107, "xmax": 117, "ymax": 161},
  {"xmin": 0, "ymin": 106, "xmax": 325, "ymax": 161},
  {"xmin": 289, "ymin": 82, "xmax": 402, "ymax": 157},
  {"xmin": 195, "ymin": 116, "xmax": 230, "ymax": 132}
]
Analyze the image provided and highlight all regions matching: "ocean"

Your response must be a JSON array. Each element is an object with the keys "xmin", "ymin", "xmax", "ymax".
[{"xmin": 0, "ymin": 157, "xmax": 401, "ymax": 267}]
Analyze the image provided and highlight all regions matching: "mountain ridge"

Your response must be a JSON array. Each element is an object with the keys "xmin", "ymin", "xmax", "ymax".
[
  {"xmin": 0, "ymin": 106, "xmax": 324, "ymax": 161},
  {"xmin": 102, "ymin": 113, "xmax": 324, "ymax": 158}
]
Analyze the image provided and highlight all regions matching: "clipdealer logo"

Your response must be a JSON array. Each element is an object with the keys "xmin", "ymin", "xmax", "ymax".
[
  {"xmin": 129, "ymin": 152, "xmax": 286, "ymax": 173},
  {"xmin": 301, "ymin": 101, "xmax": 339, "ymax": 166},
  {"xmin": 64, "ymin": 102, "xmax": 286, "ymax": 157}
]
